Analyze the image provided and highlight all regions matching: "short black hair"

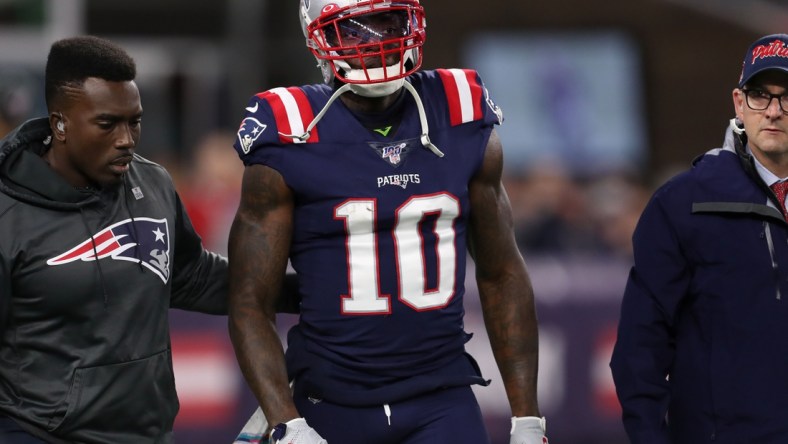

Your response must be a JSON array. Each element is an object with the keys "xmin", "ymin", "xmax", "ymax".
[{"xmin": 44, "ymin": 35, "xmax": 136, "ymax": 108}]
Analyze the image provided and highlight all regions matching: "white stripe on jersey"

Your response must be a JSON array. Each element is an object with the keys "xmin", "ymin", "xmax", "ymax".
[
  {"xmin": 270, "ymin": 87, "xmax": 307, "ymax": 144},
  {"xmin": 447, "ymin": 68, "xmax": 475, "ymax": 124}
]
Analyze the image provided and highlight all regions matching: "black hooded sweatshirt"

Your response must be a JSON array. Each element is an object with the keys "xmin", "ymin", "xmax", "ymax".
[{"xmin": 0, "ymin": 118, "xmax": 229, "ymax": 443}]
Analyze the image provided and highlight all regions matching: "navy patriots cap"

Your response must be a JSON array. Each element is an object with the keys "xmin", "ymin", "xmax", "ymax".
[{"xmin": 738, "ymin": 34, "xmax": 788, "ymax": 88}]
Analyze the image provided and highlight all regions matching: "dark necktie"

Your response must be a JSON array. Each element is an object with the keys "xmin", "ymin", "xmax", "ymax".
[{"xmin": 771, "ymin": 181, "xmax": 788, "ymax": 220}]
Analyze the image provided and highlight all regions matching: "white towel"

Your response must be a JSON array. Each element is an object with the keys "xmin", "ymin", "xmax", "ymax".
[{"xmin": 232, "ymin": 407, "xmax": 269, "ymax": 444}]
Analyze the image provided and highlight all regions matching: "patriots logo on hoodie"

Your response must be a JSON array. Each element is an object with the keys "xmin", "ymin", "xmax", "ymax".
[{"xmin": 47, "ymin": 218, "xmax": 171, "ymax": 283}]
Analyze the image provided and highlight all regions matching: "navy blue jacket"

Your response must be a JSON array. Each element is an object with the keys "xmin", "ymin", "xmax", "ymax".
[{"xmin": 610, "ymin": 121, "xmax": 788, "ymax": 443}]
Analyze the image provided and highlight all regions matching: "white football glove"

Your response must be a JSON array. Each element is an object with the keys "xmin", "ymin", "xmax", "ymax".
[
  {"xmin": 269, "ymin": 417, "xmax": 327, "ymax": 444},
  {"xmin": 510, "ymin": 416, "xmax": 548, "ymax": 444}
]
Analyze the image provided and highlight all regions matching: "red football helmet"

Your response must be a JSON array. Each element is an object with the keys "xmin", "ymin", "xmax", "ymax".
[{"xmin": 299, "ymin": 0, "xmax": 426, "ymax": 96}]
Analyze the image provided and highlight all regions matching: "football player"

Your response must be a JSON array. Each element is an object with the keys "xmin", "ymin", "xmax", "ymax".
[{"xmin": 229, "ymin": 2, "xmax": 547, "ymax": 443}]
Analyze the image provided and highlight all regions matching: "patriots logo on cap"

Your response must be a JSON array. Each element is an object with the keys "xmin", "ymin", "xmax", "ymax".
[
  {"xmin": 750, "ymin": 38, "xmax": 788, "ymax": 64},
  {"xmin": 739, "ymin": 34, "xmax": 788, "ymax": 88},
  {"xmin": 47, "ymin": 218, "xmax": 171, "ymax": 283},
  {"xmin": 237, "ymin": 117, "xmax": 267, "ymax": 154}
]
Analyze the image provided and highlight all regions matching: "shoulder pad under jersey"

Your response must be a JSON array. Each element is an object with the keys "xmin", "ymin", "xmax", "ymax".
[
  {"xmin": 416, "ymin": 68, "xmax": 504, "ymax": 128},
  {"xmin": 234, "ymin": 86, "xmax": 322, "ymax": 160}
]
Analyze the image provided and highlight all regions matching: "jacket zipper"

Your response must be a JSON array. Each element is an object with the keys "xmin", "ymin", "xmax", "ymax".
[{"xmin": 764, "ymin": 221, "xmax": 782, "ymax": 300}]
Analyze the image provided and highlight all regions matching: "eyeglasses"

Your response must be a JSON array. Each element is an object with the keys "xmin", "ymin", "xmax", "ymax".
[{"xmin": 742, "ymin": 89, "xmax": 788, "ymax": 113}]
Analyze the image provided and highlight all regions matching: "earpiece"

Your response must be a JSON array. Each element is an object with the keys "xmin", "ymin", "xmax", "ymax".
[{"xmin": 55, "ymin": 112, "xmax": 65, "ymax": 134}]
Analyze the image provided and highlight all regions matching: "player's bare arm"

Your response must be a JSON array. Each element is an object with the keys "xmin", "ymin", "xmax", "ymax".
[
  {"xmin": 228, "ymin": 163, "xmax": 300, "ymax": 426},
  {"xmin": 468, "ymin": 129, "xmax": 541, "ymax": 418}
]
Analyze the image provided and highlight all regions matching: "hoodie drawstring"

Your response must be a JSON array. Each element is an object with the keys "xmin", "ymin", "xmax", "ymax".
[
  {"xmin": 122, "ymin": 176, "xmax": 144, "ymax": 271},
  {"xmin": 278, "ymin": 81, "xmax": 445, "ymax": 158},
  {"xmin": 78, "ymin": 208, "xmax": 110, "ymax": 307},
  {"xmin": 76, "ymin": 177, "xmax": 144, "ymax": 308}
]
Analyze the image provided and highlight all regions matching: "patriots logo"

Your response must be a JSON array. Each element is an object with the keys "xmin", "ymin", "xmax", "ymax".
[
  {"xmin": 237, "ymin": 117, "xmax": 267, "ymax": 154},
  {"xmin": 484, "ymin": 86, "xmax": 504, "ymax": 125},
  {"xmin": 368, "ymin": 139, "xmax": 415, "ymax": 168},
  {"xmin": 47, "ymin": 218, "xmax": 171, "ymax": 284}
]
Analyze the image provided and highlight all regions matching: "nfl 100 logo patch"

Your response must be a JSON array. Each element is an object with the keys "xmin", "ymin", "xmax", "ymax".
[{"xmin": 368, "ymin": 140, "xmax": 416, "ymax": 167}]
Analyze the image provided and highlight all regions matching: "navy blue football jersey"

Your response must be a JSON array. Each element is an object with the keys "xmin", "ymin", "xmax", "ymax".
[{"xmin": 234, "ymin": 69, "xmax": 503, "ymax": 406}]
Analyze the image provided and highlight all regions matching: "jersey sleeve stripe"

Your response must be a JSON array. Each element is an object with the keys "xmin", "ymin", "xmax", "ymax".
[
  {"xmin": 257, "ymin": 87, "xmax": 319, "ymax": 144},
  {"xmin": 291, "ymin": 87, "xmax": 320, "ymax": 143},
  {"xmin": 466, "ymin": 71, "xmax": 484, "ymax": 122},
  {"xmin": 437, "ymin": 68, "xmax": 483, "ymax": 126}
]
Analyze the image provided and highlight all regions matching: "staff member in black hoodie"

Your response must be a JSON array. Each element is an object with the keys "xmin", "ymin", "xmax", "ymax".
[{"xmin": 0, "ymin": 36, "xmax": 235, "ymax": 443}]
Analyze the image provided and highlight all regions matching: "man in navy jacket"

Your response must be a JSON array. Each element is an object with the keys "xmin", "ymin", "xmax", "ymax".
[{"xmin": 610, "ymin": 34, "xmax": 788, "ymax": 443}]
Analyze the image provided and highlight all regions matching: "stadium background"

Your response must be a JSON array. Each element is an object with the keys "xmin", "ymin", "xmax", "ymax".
[{"xmin": 0, "ymin": 1, "xmax": 781, "ymax": 442}]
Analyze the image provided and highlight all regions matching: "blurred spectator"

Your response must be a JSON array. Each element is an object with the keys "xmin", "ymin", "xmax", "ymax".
[
  {"xmin": 509, "ymin": 160, "xmax": 604, "ymax": 255},
  {"xmin": 0, "ymin": 68, "xmax": 37, "ymax": 139},
  {"xmin": 585, "ymin": 173, "xmax": 650, "ymax": 258},
  {"xmin": 506, "ymin": 160, "xmax": 650, "ymax": 259},
  {"xmin": 179, "ymin": 131, "xmax": 243, "ymax": 254}
]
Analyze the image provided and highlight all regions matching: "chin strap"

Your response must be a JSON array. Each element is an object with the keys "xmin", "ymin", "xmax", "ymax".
[
  {"xmin": 402, "ymin": 81, "xmax": 444, "ymax": 157},
  {"xmin": 279, "ymin": 83, "xmax": 353, "ymax": 143},
  {"xmin": 279, "ymin": 81, "xmax": 445, "ymax": 158}
]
